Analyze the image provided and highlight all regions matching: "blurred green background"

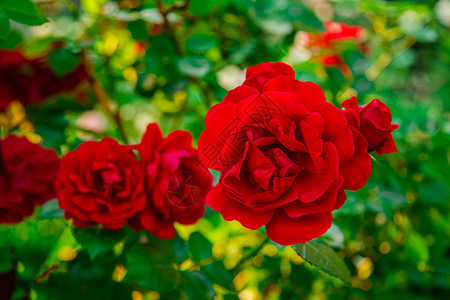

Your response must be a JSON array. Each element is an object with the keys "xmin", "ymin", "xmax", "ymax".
[{"xmin": 0, "ymin": 0, "xmax": 449, "ymax": 299}]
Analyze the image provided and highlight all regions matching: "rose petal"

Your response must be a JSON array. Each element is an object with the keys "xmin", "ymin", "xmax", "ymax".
[
  {"xmin": 284, "ymin": 175, "xmax": 343, "ymax": 217},
  {"xmin": 265, "ymin": 209, "xmax": 333, "ymax": 245},
  {"xmin": 295, "ymin": 142, "xmax": 339, "ymax": 203},
  {"xmin": 340, "ymin": 127, "xmax": 372, "ymax": 190},
  {"xmin": 207, "ymin": 183, "xmax": 274, "ymax": 230}
]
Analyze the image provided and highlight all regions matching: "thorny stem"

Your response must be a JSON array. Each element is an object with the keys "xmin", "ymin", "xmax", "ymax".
[
  {"xmin": 91, "ymin": 79, "xmax": 129, "ymax": 144},
  {"xmin": 155, "ymin": 0, "xmax": 184, "ymax": 55},
  {"xmin": 231, "ymin": 237, "xmax": 270, "ymax": 274},
  {"xmin": 154, "ymin": 0, "xmax": 214, "ymax": 108},
  {"xmin": 191, "ymin": 77, "xmax": 213, "ymax": 108},
  {"xmin": 83, "ymin": 53, "xmax": 129, "ymax": 144}
]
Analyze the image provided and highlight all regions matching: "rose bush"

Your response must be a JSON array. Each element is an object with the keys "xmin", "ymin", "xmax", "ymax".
[
  {"xmin": 129, "ymin": 124, "xmax": 213, "ymax": 239},
  {"xmin": 0, "ymin": 135, "xmax": 59, "ymax": 224},
  {"xmin": 57, "ymin": 137, "xmax": 147, "ymax": 229},
  {"xmin": 198, "ymin": 62, "xmax": 398, "ymax": 245}
]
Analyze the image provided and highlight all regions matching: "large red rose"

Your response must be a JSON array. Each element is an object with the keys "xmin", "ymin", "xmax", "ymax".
[
  {"xmin": 0, "ymin": 136, "xmax": 59, "ymax": 224},
  {"xmin": 56, "ymin": 138, "xmax": 147, "ymax": 229},
  {"xmin": 342, "ymin": 96, "xmax": 398, "ymax": 154},
  {"xmin": 129, "ymin": 124, "xmax": 213, "ymax": 239},
  {"xmin": 198, "ymin": 62, "xmax": 377, "ymax": 245},
  {"xmin": 0, "ymin": 48, "xmax": 88, "ymax": 110}
]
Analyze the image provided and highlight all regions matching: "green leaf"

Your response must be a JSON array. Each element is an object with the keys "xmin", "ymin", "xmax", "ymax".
[
  {"xmin": 171, "ymin": 235, "xmax": 189, "ymax": 264},
  {"xmin": 0, "ymin": 248, "xmax": 13, "ymax": 272},
  {"xmin": 39, "ymin": 200, "xmax": 64, "ymax": 219},
  {"xmin": 188, "ymin": 232, "xmax": 212, "ymax": 262},
  {"xmin": 0, "ymin": 8, "xmax": 10, "ymax": 40},
  {"xmin": 185, "ymin": 271, "xmax": 216, "ymax": 300},
  {"xmin": 292, "ymin": 239, "xmax": 351, "ymax": 285},
  {"xmin": 127, "ymin": 19, "xmax": 147, "ymax": 40},
  {"xmin": 176, "ymin": 57, "xmax": 211, "ymax": 78},
  {"xmin": 186, "ymin": 34, "xmax": 218, "ymax": 53},
  {"xmin": 72, "ymin": 227, "xmax": 125, "ymax": 260},
  {"xmin": 0, "ymin": 0, "xmax": 47, "ymax": 26},
  {"xmin": 0, "ymin": 30, "xmax": 21, "ymax": 48},
  {"xmin": 288, "ymin": 3, "xmax": 323, "ymax": 29},
  {"xmin": 406, "ymin": 232, "xmax": 430, "ymax": 263},
  {"xmin": 125, "ymin": 246, "xmax": 181, "ymax": 293},
  {"xmin": 48, "ymin": 48, "xmax": 80, "ymax": 76},
  {"xmin": 200, "ymin": 264, "xmax": 234, "ymax": 290},
  {"xmin": 188, "ymin": 0, "xmax": 214, "ymax": 16}
]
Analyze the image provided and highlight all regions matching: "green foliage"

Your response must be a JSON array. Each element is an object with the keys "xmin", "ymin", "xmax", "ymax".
[
  {"xmin": 0, "ymin": 0, "xmax": 47, "ymax": 26},
  {"xmin": 0, "ymin": 8, "xmax": 10, "ymax": 39},
  {"xmin": 188, "ymin": 231, "xmax": 213, "ymax": 262},
  {"xmin": 292, "ymin": 239, "xmax": 351, "ymax": 285},
  {"xmin": 48, "ymin": 48, "xmax": 81, "ymax": 76},
  {"xmin": 201, "ymin": 263, "xmax": 234, "ymax": 290},
  {"xmin": 72, "ymin": 227, "xmax": 126, "ymax": 260},
  {"xmin": 176, "ymin": 57, "xmax": 212, "ymax": 78},
  {"xmin": 1, "ymin": 0, "xmax": 449, "ymax": 299}
]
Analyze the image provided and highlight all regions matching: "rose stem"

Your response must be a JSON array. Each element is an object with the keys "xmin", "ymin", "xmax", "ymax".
[
  {"xmin": 231, "ymin": 236, "xmax": 270, "ymax": 274},
  {"xmin": 83, "ymin": 53, "xmax": 129, "ymax": 144},
  {"xmin": 154, "ymin": 0, "xmax": 213, "ymax": 108}
]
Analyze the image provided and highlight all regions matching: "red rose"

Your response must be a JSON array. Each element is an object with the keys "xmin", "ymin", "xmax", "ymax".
[
  {"xmin": 198, "ymin": 62, "xmax": 375, "ymax": 245},
  {"xmin": 342, "ymin": 96, "xmax": 399, "ymax": 154},
  {"xmin": 0, "ymin": 49, "xmax": 88, "ymax": 110},
  {"xmin": 302, "ymin": 21, "xmax": 367, "ymax": 77},
  {"xmin": 56, "ymin": 138, "xmax": 147, "ymax": 229},
  {"xmin": 321, "ymin": 21, "xmax": 365, "ymax": 44},
  {"xmin": 129, "ymin": 124, "xmax": 213, "ymax": 239},
  {"xmin": 306, "ymin": 21, "xmax": 365, "ymax": 49},
  {"xmin": 0, "ymin": 136, "xmax": 59, "ymax": 224}
]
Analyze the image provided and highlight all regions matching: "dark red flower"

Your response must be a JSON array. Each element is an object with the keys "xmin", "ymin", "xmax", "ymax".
[
  {"xmin": 306, "ymin": 21, "xmax": 365, "ymax": 49},
  {"xmin": 302, "ymin": 21, "xmax": 367, "ymax": 76},
  {"xmin": 56, "ymin": 138, "xmax": 147, "ymax": 229},
  {"xmin": 0, "ymin": 136, "xmax": 59, "ymax": 224},
  {"xmin": 342, "ymin": 96, "xmax": 399, "ymax": 154},
  {"xmin": 129, "ymin": 124, "xmax": 213, "ymax": 239},
  {"xmin": 198, "ymin": 62, "xmax": 378, "ymax": 245},
  {"xmin": 0, "ymin": 49, "xmax": 88, "ymax": 110}
]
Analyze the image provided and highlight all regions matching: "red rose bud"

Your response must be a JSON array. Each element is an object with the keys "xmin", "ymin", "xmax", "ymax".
[
  {"xmin": 0, "ymin": 136, "xmax": 60, "ymax": 224},
  {"xmin": 198, "ymin": 62, "xmax": 373, "ymax": 246},
  {"xmin": 56, "ymin": 138, "xmax": 147, "ymax": 229},
  {"xmin": 128, "ymin": 124, "xmax": 213, "ymax": 239},
  {"xmin": 342, "ymin": 96, "xmax": 399, "ymax": 154}
]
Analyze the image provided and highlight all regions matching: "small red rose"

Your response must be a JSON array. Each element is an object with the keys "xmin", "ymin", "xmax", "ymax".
[
  {"xmin": 129, "ymin": 124, "xmax": 213, "ymax": 239},
  {"xmin": 57, "ymin": 138, "xmax": 147, "ymax": 229},
  {"xmin": 198, "ymin": 62, "xmax": 397, "ymax": 245},
  {"xmin": 0, "ymin": 136, "xmax": 59, "ymax": 224},
  {"xmin": 302, "ymin": 21, "xmax": 367, "ymax": 77},
  {"xmin": 342, "ymin": 96, "xmax": 399, "ymax": 154}
]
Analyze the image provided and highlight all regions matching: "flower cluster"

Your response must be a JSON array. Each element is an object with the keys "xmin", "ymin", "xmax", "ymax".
[
  {"xmin": 298, "ymin": 21, "xmax": 368, "ymax": 76},
  {"xmin": 198, "ymin": 62, "xmax": 398, "ymax": 245},
  {"xmin": 56, "ymin": 123, "xmax": 213, "ymax": 238},
  {"xmin": 0, "ymin": 136, "xmax": 60, "ymax": 224},
  {"xmin": 0, "ymin": 48, "xmax": 88, "ymax": 111}
]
